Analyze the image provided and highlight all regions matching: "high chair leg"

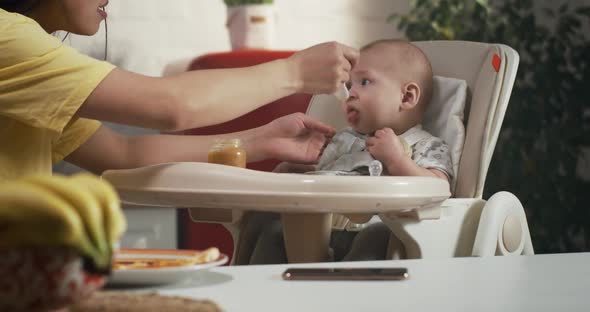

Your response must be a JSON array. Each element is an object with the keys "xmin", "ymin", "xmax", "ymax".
[
  {"xmin": 187, "ymin": 207, "xmax": 246, "ymax": 265},
  {"xmin": 281, "ymin": 213, "xmax": 332, "ymax": 263},
  {"xmin": 224, "ymin": 222, "xmax": 241, "ymax": 265}
]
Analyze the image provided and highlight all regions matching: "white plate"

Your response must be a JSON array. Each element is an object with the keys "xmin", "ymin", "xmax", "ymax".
[{"xmin": 107, "ymin": 249, "xmax": 228, "ymax": 286}]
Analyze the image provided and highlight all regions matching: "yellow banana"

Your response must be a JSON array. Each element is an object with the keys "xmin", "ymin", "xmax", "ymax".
[
  {"xmin": 71, "ymin": 173, "xmax": 127, "ymax": 248},
  {"xmin": 22, "ymin": 175, "xmax": 110, "ymax": 268},
  {"xmin": 0, "ymin": 180, "xmax": 98, "ymax": 261}
]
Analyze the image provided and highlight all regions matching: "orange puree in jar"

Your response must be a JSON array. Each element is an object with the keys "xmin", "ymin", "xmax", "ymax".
[{"xmin": 207, "ymin": 139, "xmax": 247, "ymax": 168}]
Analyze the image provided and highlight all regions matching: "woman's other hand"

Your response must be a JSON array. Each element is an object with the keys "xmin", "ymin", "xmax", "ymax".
[
  {"xmin": 287, "ymin": 42, "xmax": 359, "ymax": 95},
  {"xmin": 257, "ymin": 113, "xmax": 335, "ymax": 164}
]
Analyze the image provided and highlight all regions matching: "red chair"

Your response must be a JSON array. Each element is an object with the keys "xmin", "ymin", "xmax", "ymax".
[{"xmin": 177, "ymin": 50, "xmax": 312, "ymax": 263}]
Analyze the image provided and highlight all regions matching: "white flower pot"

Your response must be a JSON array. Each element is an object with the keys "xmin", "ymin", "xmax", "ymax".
[{"xmin": 226, "ymin": 4, "xmax": 276, "ymax": 50}]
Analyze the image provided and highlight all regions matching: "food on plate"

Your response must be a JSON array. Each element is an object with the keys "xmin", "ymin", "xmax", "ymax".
[{"xmin": 113, "ymin": 247, "xmax": 221, "ymax": 270}]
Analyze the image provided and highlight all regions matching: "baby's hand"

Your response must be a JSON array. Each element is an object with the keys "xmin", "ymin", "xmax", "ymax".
[{"xmin": 366, "ymin": 128, "xmax": 409, "ymax": 168}]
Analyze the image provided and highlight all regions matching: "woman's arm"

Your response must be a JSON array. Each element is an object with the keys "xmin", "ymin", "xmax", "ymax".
[
  {"xmin": 66, "ymin": 113, "xmax": 334, "ymax": 174},
  {"xmin": 78, "ymin": 42, "xmax": 358, "ymax": 131},
  {"xmin": 66, "ymin": 125, "xmax": 266, "ymax": 173}
]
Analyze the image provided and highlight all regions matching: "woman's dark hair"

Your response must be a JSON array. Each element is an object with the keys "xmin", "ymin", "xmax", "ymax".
[{"xmin": 0, "ymin": 0, "xmax": 40, "ymax": 14}]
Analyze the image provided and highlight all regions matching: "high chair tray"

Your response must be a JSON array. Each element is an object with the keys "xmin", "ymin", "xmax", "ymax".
[{"xmin": 103, "ymin": 162, "xmax": 450, "ymax": 214}]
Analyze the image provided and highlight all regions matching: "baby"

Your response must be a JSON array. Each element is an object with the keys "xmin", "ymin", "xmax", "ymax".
[{"xmin": 239, "ymin": 39, "xmax": 453, "ymax": 264}]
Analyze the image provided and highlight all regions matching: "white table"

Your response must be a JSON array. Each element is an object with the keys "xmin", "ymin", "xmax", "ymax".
[{"xmin": 120, "ymin": 253, "xmax": 590, "ymax": 312}]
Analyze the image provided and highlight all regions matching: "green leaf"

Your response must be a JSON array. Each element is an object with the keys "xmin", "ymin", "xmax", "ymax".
[
  {"xmin": 543, "ymin": 7, "xmax": 555, "ymax": 18},
  {"xmin": 575, "ymin": 6, "xmax": 590, "ymax": 18},
  {"xmin": 559, "ymin": 3, "xmax": 569, "ymax": 14}
]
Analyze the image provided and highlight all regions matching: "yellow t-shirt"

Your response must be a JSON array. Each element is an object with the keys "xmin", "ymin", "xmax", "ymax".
[{"xmin": 0, "ymin": 9, "xmax": 115, "ymax": 180}]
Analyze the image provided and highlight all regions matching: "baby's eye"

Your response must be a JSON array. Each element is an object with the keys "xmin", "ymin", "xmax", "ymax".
[
  {"xmin": 345, "ymin": 81, "xmax": 352, "ymax": 90},
  {"xmin": 361, "ymin": 78, "xmax": 371, "ymax": 86}
]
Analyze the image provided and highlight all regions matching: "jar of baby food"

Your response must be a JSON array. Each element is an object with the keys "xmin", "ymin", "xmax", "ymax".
[{"xmin": 207, "ymin": 139, "xmax": 247, "ymax": 168}]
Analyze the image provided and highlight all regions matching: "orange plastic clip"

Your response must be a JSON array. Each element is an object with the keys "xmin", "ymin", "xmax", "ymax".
[{"xmin": 492, "ymin": 53, "xmax": 501, "ymax": 72}]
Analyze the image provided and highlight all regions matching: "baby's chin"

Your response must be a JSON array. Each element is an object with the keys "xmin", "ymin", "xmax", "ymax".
[{"xmin": 349, "ymin": 124, "xmax": 374, "ymax": 135}]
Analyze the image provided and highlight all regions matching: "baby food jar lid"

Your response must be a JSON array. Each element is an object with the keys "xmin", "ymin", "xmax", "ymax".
[{"xmin": 210, "ymin": 138, "xmax": 242, "ymax": 150}]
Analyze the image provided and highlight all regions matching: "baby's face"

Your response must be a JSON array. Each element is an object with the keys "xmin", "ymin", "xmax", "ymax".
[{"xmin": 342, "ymin": 47, "xmax": 406, "ymax": 134}]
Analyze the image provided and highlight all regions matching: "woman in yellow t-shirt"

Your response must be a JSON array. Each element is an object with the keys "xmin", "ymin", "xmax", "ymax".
[{"xmin": 0, "ymin": 1, "xmax": 359, "ymax": 180}]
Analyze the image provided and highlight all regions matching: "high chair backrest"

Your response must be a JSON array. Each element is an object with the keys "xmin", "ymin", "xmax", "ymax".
[{"xmin": 307, "ymin": 41, "xmax": 519, "ymax": 199}]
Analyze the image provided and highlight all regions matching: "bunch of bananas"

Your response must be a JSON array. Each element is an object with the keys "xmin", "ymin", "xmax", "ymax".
[{"xmin": 0, "ymin": 174, "xmax": 127, "ymax": 272}]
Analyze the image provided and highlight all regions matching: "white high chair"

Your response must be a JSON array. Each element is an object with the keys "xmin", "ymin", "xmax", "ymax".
[
  {"xmin": 310, "ymin": 40, "xmax": 535, "ymax": 258},
  {"xmin": 103, "ymin": 41, "xmax": 534, "ymax": 263}
]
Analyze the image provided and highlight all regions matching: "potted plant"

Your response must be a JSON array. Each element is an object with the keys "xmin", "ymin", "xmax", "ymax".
[{"xmin": 223, "ymin": 0, "xmax": 276, "ymax": 50}]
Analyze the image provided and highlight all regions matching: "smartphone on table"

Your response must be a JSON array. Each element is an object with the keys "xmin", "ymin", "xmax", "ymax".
[{"xmin": 282, "ymin": 267, "xmax": 409, "ymax": 281}]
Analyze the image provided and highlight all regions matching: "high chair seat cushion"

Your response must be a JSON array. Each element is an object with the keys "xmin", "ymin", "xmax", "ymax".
[{"xmin": 423, "ymin": 76, "xmax": 468, "ymax": 194}]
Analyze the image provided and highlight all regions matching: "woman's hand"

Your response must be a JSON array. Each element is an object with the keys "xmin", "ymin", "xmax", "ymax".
[
  {"xmin": 287, "ymin": 42, "xmax": 359, "ymax": 95},
  {"xmin": 257, "ymin": 113, "xmax": 335, "ymax": 164}
]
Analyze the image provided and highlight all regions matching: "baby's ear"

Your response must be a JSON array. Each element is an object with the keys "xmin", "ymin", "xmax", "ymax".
[{"xmin": 400, "ymin": 82, "xmax": 420, "ymax": 111}]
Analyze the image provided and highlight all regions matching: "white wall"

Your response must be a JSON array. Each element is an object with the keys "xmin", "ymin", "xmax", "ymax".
[{"xmin": 54, "ymin": 0, "xmax": 408, "ymax": 249}]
